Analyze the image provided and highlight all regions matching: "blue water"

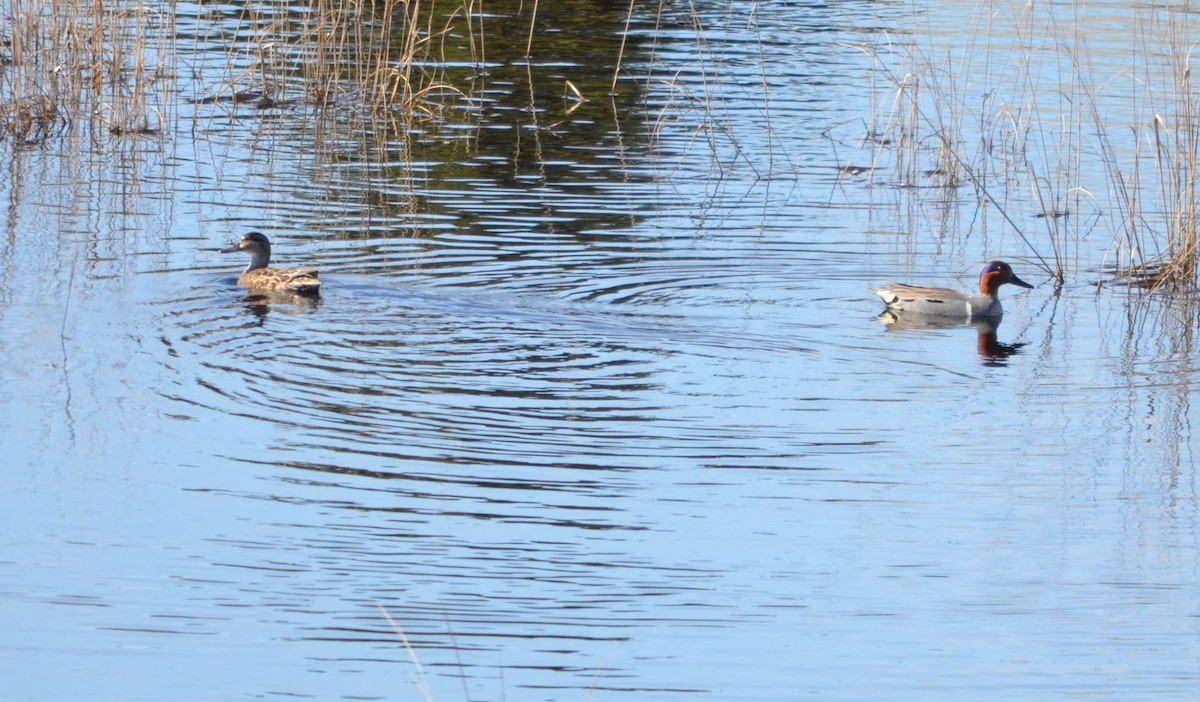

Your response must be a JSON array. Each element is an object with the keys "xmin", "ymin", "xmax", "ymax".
[{"xmin": 2, "ymin": 1, "xmax": 1199, "ymax": 700}]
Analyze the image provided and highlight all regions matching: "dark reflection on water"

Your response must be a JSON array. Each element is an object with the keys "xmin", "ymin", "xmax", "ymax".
[{"xmin": 876, "ymin": 312, "xmax": 1028, "ymax": 366}]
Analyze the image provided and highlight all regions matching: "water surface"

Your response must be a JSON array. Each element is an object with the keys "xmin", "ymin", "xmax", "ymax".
[{"xmin": 3, "ymin": 1, "xmax": 1200, "ymax": 701}]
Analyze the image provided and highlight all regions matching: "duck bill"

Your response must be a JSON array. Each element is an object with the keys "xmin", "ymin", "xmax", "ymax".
[
  {"xmin": 219, "ymin": 244, "xmax": 242, "ymax": 254},
  {"xmin": 1010, "ymin": 274, "xmax": 1034, "ymax": 289}
]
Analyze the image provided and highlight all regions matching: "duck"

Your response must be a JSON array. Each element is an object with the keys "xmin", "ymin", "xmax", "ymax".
[
  {"xmin": 220, "ymin": 232, "xmax": 321, "ymax": 294},
  {"xmin": 871, "ymin": 260, "xmax": 1033, "ymax": 320}
]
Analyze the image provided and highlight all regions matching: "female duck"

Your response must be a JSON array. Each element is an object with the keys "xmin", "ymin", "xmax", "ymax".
[
  {"xmin": 220, "ymin": 232, "xmax": 321, "ymax": 294},
  {"xmin": 871, "ymin": 260, "xmax": 1033, "ymax": 320}
]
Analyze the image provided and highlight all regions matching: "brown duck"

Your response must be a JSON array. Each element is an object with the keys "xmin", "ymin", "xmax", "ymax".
[{"xmin": 220, "ymin": 232, "xmax": 321, "ymax": 294}]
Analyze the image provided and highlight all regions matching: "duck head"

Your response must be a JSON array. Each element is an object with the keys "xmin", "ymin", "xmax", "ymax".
[
  {"xmin": 220, "ymin": 232, "xmax": 272, "ymax": 270},
  {"xmin": 978, "ymin": 260, "xmax": 1034, "ymax": 296}
]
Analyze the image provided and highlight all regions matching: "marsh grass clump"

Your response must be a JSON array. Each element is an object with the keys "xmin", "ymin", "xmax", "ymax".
[
  {"xmin": 0, "ymin": 94, "xmax": 62, "ymax": 141},
  {"xmin": 2, "ymin": 0, "xmax": 470, "ymax": 144},
  {"xmin": 0, "ymin": 0, "xmax": 173, "ymax": 141},
  {"xmin": 1129, "ymin": 88, "xmax": 1200, "ymax": 291},
  {"xmin": 292, "ymin": 0, "xmax": 457, "ymax": 114},
  {"xmin": 190, "ymin": 0, "xmax": 471, "ymax": 128},
  {"xmin": 1, "ymin": 4, "xmax": 78, "ymax": 140}
]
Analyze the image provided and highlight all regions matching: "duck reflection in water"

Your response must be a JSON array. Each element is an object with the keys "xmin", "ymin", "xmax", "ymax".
[
  {"xmin": 871, "ymin": 261, "xmax": 1035, "ymax": 366},
  {"xmin": 235, "ymin": 290, "xmax": 321, "ymax": 318},
  {"xmin": 875, "ymin": 311, "xmax": 1027, "ymax": 366}
]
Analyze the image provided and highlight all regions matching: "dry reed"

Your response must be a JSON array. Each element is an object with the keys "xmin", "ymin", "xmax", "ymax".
[
  {"xmin": 1, "ymin": 0, "xmax": 479, "ymax": 144},
  {"xmin": 1, "ymin": 0, "xmax": 173, "ymax": 141},
  {"xmin": 848, "ymin": 2, "xmax": 1200, "ymax": 291}
]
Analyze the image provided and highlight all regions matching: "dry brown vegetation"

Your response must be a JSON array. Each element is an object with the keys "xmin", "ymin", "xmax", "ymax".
[
  {"xmin": 0, "ymin": 0, "xmax": 478, "ymax": 143},
  {"xmin": 850, "ymin": 3, "xmax": 1200, "ymax": 292},
  {"xmin": 1, "ymin": 0, "xmax": 174, "ymax": 140}
]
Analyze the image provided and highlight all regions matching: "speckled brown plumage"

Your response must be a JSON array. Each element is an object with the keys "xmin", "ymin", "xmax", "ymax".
[{"xmin": 220, "ymin": 232, "xmax": 321, "ymax": 294}]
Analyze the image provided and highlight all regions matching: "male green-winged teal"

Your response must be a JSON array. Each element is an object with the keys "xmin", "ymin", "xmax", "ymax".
[
  {"xmin": 220, "ymin": 232, "xmax": 320, "ymax": 294},
  {"xmin": 871, "ymin": 260, "xmax": 1033, "ymax": 320}
]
